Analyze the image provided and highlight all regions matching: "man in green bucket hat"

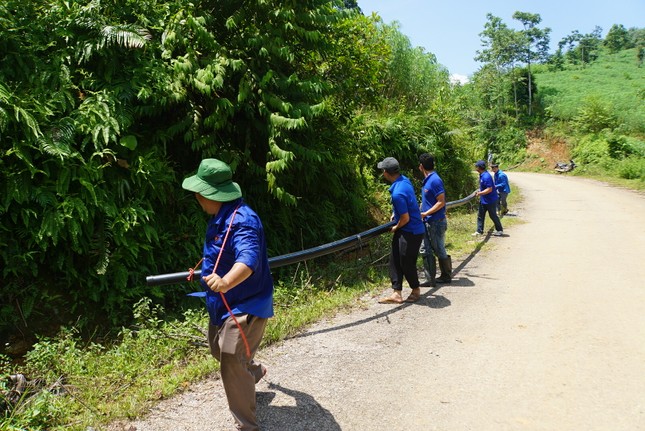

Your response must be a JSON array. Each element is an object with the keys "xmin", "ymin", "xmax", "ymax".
[{"xmin": 183, "ymin": 158, "xmax": 274, "ymax": 431}]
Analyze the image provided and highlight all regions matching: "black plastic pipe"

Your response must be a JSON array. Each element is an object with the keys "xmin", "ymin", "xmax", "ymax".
[{"xmin": 146, "ymin": 191, "xmax": 477, "ymax": 287}]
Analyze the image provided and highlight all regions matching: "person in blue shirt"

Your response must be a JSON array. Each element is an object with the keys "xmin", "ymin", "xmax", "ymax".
[
  {"xmin": 376, "ymin": 157, "xmax": 425, "ymax": 304},
  {"xmin": 418, "ymin": 153, "xmax": 452, "ymax": 286},
  {"xmin": 491, "ymin": 162, "xmax": 511, "ymax": 217},
  {"xmin": 473, "ymin": 160, "xmax": 504, "ymax": 237},
  {"xmin": 183, "ymin": 158, "xmax": 274, "ymax": 431}
]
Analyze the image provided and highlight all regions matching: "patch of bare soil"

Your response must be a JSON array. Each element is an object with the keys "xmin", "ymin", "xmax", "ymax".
[{"xmin": 521, "ymin": 129, "xmax": 571, "ymax": 171}]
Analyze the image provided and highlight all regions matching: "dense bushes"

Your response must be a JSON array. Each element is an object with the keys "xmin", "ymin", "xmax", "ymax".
[{"xmin": 0, "ymin": 1, "xmax": 473, "ymax": 343}]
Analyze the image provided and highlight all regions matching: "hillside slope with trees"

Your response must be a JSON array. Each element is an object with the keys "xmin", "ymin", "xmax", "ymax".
[{"xmin": 461, "ymin": 12, "xmax": 644, "ymax": 185}]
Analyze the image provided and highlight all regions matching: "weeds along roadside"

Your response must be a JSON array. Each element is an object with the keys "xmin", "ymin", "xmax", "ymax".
[
  {"xmin": 1, "ymin": 237, "xmax": 393, "ymax": 430},
  {"xmin": 0, "ymin": 193, "xmax": 523, "ymax": 431}
]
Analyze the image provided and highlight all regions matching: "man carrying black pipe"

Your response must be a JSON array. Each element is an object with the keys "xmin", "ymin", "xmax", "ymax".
[
  {"xmin": 183, "ymin": 158, "xmax": 274, "ymax": 431},
  {"xmin": 473, "ymin": 160, "xmax": 504, "ymax": 237},
  {"xmin": 418, "ymin": 153, "xmax": 452, "ymax": 286},
  {"xmin": 377, "ymin": 157, "xmax": 425, "ymax": 304}
]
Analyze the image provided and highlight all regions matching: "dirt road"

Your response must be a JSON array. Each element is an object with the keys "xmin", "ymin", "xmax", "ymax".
[{"xmin": 114, "ymin": 172, "xmax": 645, "ymax": 431}]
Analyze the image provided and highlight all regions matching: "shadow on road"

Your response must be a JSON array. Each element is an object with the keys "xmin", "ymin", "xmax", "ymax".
[
  {"xmin": 453, "ymin": 231, "xmax": 492, "ymax": 276},
  {"xmin": 285, "ymin": 230, "xmax": 494, "ymax": 340},
  {"xmin": 257, "ymin": 382, "xmax": 341, "ymax": 431}
]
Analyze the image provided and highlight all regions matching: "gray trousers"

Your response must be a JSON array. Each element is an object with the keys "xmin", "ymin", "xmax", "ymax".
[{"xmin": 209, "ymin": 314, "xmax": 268, "ymax": 431}]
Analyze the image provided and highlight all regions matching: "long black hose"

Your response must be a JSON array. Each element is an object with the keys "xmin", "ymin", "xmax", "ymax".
[{"xmin": 146, "ymin": 191, "xmax": 477, "ymax": 286}]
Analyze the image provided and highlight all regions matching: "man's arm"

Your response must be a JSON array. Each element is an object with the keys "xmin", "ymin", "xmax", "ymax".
[
  {"xmin": 421, "ymin": 193, "xmax": 445, "ymax": 217},
  {"xmin": 203, "ymin": 262, "xmax": 253, "ymax": 293},
  {"xmin": 391, "ymin": 212, "xmax": 410, "ymax": 232},
  {"xmin": 476, "ymin": 186, "xmax": 493, "ymax": 196}
]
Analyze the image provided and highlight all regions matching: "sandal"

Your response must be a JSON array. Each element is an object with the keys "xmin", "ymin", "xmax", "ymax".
[{"xmin": 405, "ymin": 293, "xmax": 420, "ymax": 303}]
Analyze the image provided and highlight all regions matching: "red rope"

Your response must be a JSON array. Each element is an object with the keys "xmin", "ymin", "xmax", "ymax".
[
  {"xmin": 190, "ymin": 205, "xmax": 251, "ymax": 359},
  {"xmin": 212, "ymin": 205, "xmax": 251, "ymax": 359},
  {"xmin": 187, "ymin": 258, "xmax": 203, "ymax": 282}
]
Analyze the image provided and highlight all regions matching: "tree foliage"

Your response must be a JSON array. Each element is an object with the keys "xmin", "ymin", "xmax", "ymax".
[
  {"xmin": 604, "ymin": 24, "xmax": 631, "ymax": 53},
  {"xmin": 511, "ymin": 11, "xmax": 550, "ymax": 116},
  {"xmin": 558, "ymin": 26, "xmax": 603, "ymax": 66},
  {"xmin": 0, "ymin": 1, "xmax": 472, "ymax": 341}
]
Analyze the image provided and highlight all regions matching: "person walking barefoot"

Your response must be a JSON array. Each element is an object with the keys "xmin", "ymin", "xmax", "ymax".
[{"xmin": 376, "ymin": 157, "xmax": 425, "ymax": 304}]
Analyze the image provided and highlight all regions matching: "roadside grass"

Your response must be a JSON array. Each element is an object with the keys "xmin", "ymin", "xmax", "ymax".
[
  {"xmin": 518, "ymin": 157, "xmax": 645, "ymax": 192},
  {"xmin": 1, "ymin": 194, "xmax": 523, "ymax": 431},
  {"xmin": 569, "ymin": 162, "xmax": 645, "ymax": 192},
  {"xmin": 446, "ymin": 187, "xmax": 524, "ymax": 257}
]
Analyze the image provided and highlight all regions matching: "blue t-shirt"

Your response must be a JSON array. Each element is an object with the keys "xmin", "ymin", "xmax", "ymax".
[
  {"xmin": 420, "ymin": 171, "xmax": 446, "ymax": 222},
  {"xmin": 200, "ymin": 199, "xmax": 274, "ymax": 327},
  {"xmin": 494, "ymin": 170, "xmax": 511, "ymax": 194},
  {"xmin": 389, "ymin": 175, "xmax": 425, "ymax": 235},
  {"xmin": 479, "ymin": 171, "xmax": 498, "ymax": 205}
]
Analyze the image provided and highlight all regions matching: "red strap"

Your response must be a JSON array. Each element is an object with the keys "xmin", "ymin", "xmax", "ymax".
[
  {"xmin": 185, "ymin": 205, "xmax": 251, "ymax": 359},
  {"xmin": 210, "ymin": 206, "xmax": 251, "ymax": 359}
]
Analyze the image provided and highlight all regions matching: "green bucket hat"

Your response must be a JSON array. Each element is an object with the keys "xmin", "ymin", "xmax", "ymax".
[{"xmin": 182, "ymin": 159, "xmax": 242, "ymax": 202}]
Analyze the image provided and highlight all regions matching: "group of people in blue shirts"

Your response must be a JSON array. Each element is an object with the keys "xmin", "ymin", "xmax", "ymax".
[
  {"xmin": 376, "ymin": 156, "xmax": 510, "ymax": 305},
  {"xmin": 181, "ymin": 155, "xmax": 511, "ymax": 430},
  {"xmin": 473, "ymin": 159, "xmax": 511, "ymax": 237}
]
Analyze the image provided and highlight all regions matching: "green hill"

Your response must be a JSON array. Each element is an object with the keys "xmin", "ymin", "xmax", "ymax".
[
  {"xmin": 521, "ymin": 48, "xmax": 644, "ymax": 186},
  {"xmin": 535, "ymin": 48, "xmax": 645, "ymax": 134}
]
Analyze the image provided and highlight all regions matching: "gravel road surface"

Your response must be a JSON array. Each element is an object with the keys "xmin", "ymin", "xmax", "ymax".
[{"xmin": 109, "ymin": 172, "xmax": 645, "ymax": 431}]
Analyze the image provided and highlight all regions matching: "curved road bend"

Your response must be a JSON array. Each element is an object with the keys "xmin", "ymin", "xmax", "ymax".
[{"xmin": 118, "ymin": 172, "xmax": 645, "ymax": 431}]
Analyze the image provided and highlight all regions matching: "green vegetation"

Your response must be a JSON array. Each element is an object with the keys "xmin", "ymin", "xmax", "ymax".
[
  {"xmin": 533, "ymin": 48, "xmax": 645, "ymax": 187},
  {"xmin": 0, "ymin": 1, "xmax": 476, "ymax": 345},
  {"xmin": 1, "ymin": 200, "xmax": 520, "ymax": 431},
  {"xmin": 536, "ymin": 49, "xmax": 645, "ymax": 133},
  {"xmin": 1, "ymin": 1, "xmax": 642, "ymax": 429},
  {"xmin": 466, "ymin": 11, "xmax": 644, "ymax": 187}
]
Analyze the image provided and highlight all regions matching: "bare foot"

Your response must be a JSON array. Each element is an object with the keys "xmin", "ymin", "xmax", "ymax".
[{"xmin": 378, "ymin": 292, "xmax": 403, "ymax": 304}]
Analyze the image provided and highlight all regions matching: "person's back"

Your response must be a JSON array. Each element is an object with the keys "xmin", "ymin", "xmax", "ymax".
[
  {"xmin": 479, "ymin": 169, "xmax": 498, "ymax": 204},
  {"xmin": 390, "ymin": 174, "xmax": 424, "ymax": 235},
  {"xmin": 492, "ymin": 163, "xmax": 510, "ymax": 216}
]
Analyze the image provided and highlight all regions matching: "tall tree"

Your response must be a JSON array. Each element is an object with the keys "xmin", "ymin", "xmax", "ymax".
[
  {"xmin": 604, "ymin": 24, "xmax": 631, "ymax": 53},
  {"xmin": 512, "ymin": 11, "xmax": 550, "ymax": 116},
  {"xmin": 559, "ymin": 30, "xmax": 583, "ymax": 64},
  {"xmin": 475, "ymin": 14, "xmax": 524, "ymax": 118},
  {"xmin": 559, "ymin": 27, "xmax": 603, "ymax": 66},
  {"xmin": 578, "ymin": 26, "xmax": 603, "ymax": 65}
]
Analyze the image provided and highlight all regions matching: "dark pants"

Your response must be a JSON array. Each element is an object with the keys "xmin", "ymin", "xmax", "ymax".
[
  {"xmin": 477, "ymin": 201, "xmax": 503, "ymax": 233},
  {"xmin": 389, "ymin": 230, "xmax": 423, "ymax": 291},
  {"xmin": 497, "ymin": 191, "xmax": 509, "ymax": 215}
]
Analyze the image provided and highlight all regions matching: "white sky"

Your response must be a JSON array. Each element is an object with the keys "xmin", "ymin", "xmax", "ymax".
[{"xmin": 358, "ymin": 0, "xmax": 645, "ymax": 82}]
